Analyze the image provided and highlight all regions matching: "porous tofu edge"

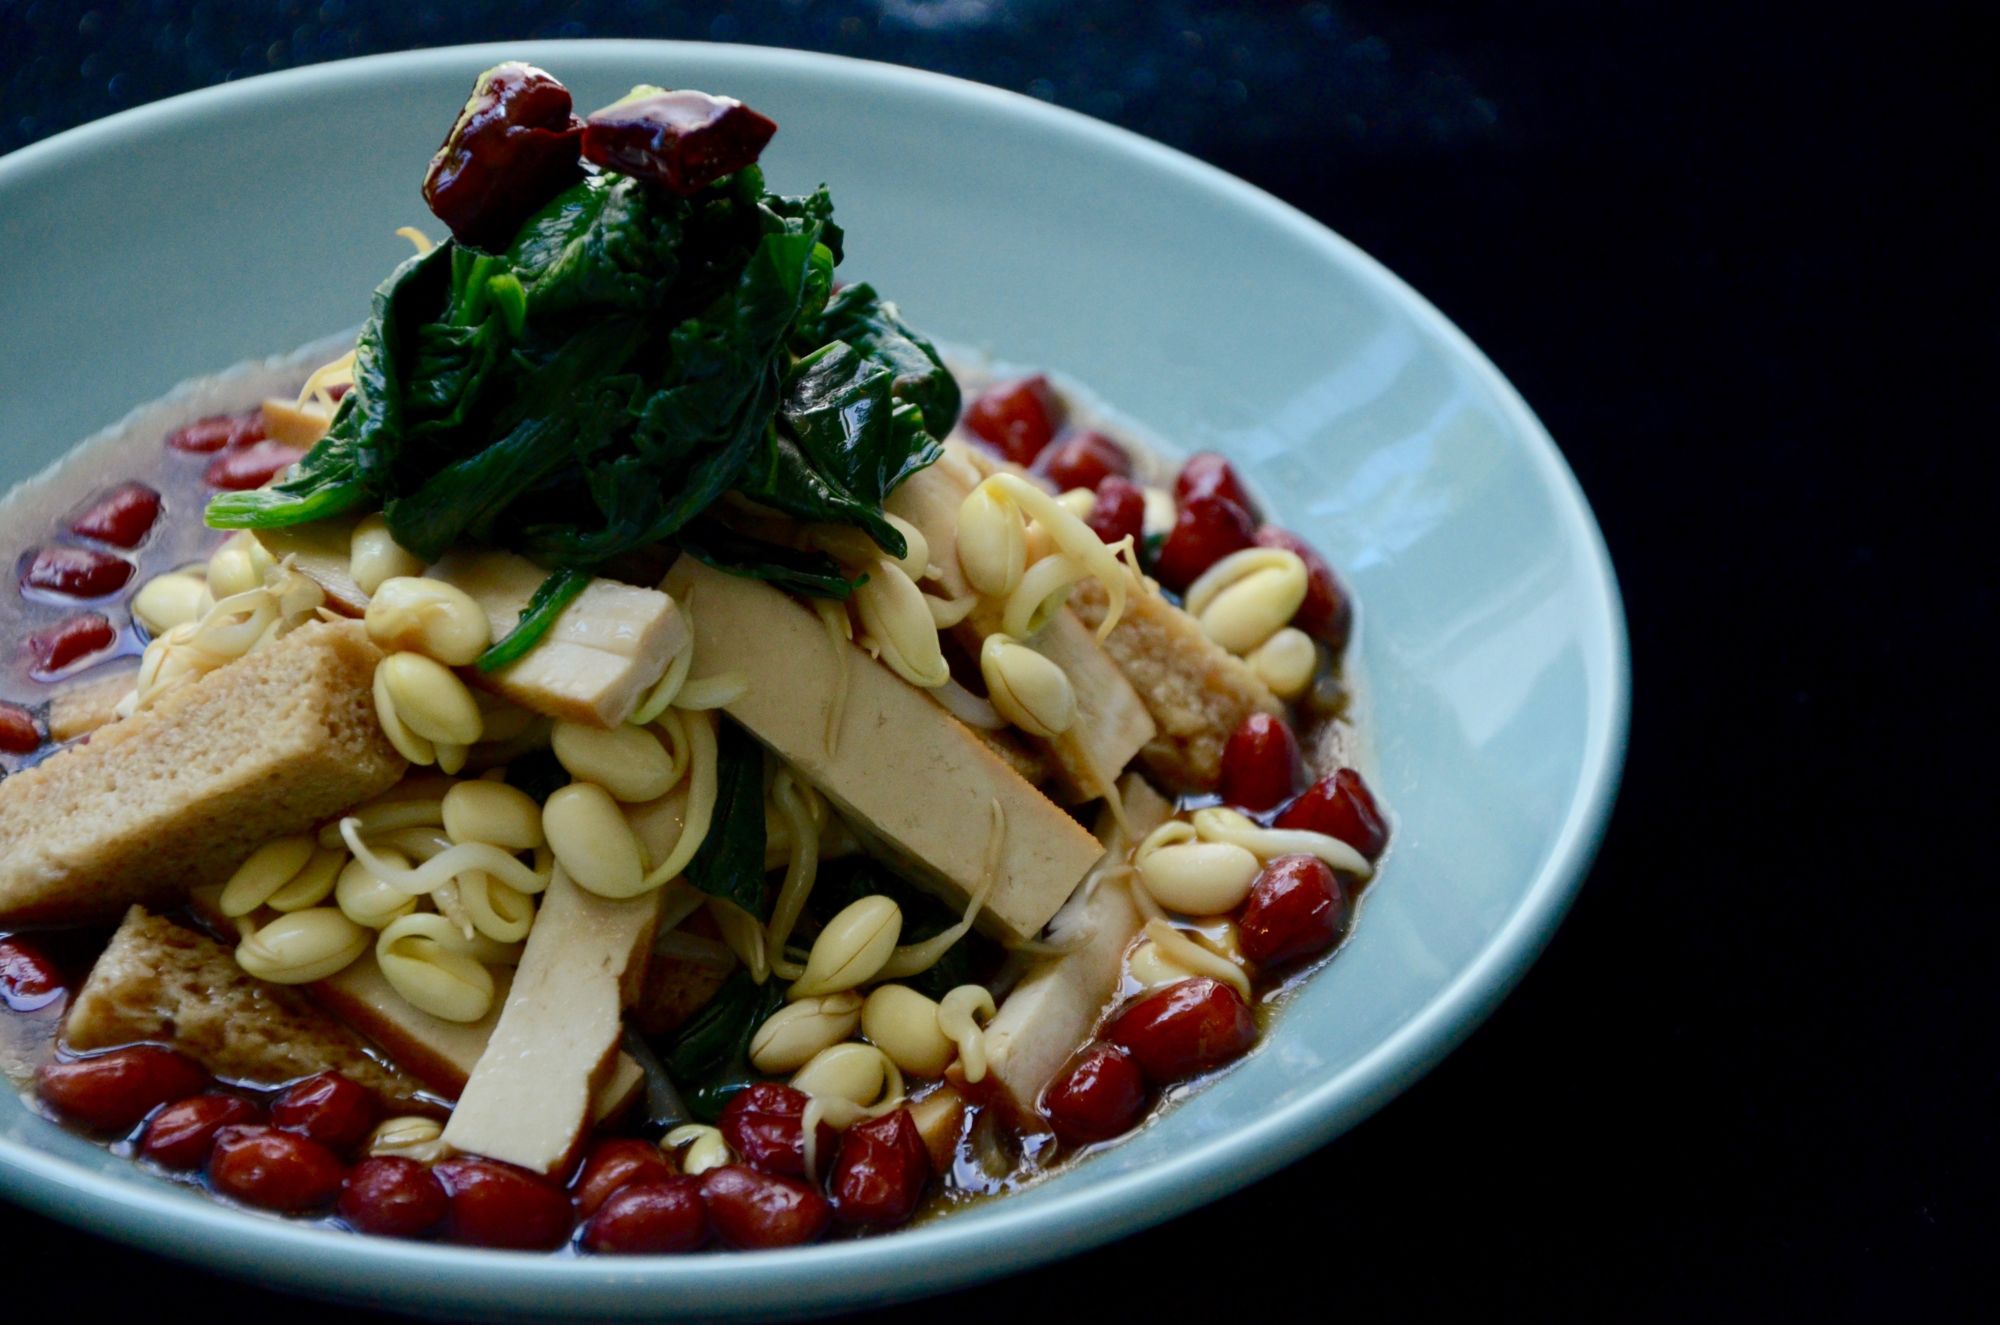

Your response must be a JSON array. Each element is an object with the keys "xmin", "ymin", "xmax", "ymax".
[
  {"xmin": 189, "ymin": 884, "xmax": 640, "ymax": 1120},
  {"xmin": 982, "ymin": 774, "xmax": 1176, "ymax": 1116}
]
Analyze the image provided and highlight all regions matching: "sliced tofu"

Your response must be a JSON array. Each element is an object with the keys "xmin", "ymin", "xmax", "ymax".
[
  {"xmin": 907, "ymin": 1084, "xmax": 968, "ymax": 1173},
  {"xmin": 0, "ymin": 620, "xmax": 404, "ymax": 926},
  {"xmin": 260, "ymin": 397, "xmax": 334, "ymax": 447},
  {"xmin": 256, "ymin": 519, "xmax": 365, "ymax": 613},
  {"xmin": 256, "ymin": 536, "xmax": 690, "ymax": 729},
  {"xmin": 887, "ymin": 453, "xmax": 1156, "ymax": 802},
  {"xmin": 63, "ymin": 907, "xmax": 430, "ymax": 1107},
  {"xmin": 440, "ymin": 868, "xmax": 662, "ymax": 1175},
  {"xmin": 313, "ymin": 957, "xmax": 642, "ymax": 1123},
  {"xmin": 983, "ymin": 775, "xmax": 1176, "ymax": 1115},
  {"xmin": 428, "ymin": 549, "xmax": 689, "ymax": 729},
  {"xmin": 1068, "ymin": 575, "xmax": 1282, "ymax": 792},
  {"xmin": 663, "ymin": 556, "xmax": 1104, "ymax": 945}
]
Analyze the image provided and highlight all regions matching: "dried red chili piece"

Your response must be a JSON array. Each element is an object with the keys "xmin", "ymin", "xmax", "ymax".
[
  {"xmin": 423, "ymin": 62, "xmax": 585, "ymax": 251},
  {"xmin": 582, "ymin": 87, "xmax": 777, "ymax": 196}
]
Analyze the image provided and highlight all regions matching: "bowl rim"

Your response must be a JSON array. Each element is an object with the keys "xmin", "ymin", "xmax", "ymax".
[{"xmin": 0, "ymin": 37, "xmax": 1630, "ymax": 1317}]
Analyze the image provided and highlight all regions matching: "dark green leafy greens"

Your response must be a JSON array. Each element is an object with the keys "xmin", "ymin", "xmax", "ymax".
[
  {"xmin": 207, "ymin": 162, "xmax": 958, "ymax": 654},
  {"xmin": 682, "ymin": 718, "xmax": 770, "ymax": 918},
  {"xmin": 475, "ymin": 567, "xmax": 589, "ymax": 673},
  {"xmin": 661, "ymin": 968, "xmax": 786, "ymax": 1122}
]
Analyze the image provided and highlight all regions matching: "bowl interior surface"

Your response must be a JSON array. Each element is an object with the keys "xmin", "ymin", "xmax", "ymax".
[{"xmin": 0, "ymin": 40, "xmax": 1626, "ymax": 1320}]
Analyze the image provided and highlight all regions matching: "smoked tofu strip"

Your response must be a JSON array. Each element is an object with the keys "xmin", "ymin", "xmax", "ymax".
[
  {"xmin": 664, "ymin": 556, "xmax": 1105, "ymax": 945},
  {"xmin": 63, "ymin": 907, "xmax": 429, "ymax": 1107},
  {"xmin": 430, "ymin": 549, "xmax": 688, "ymax": 729},
  {"xmin": 180, "ymin": 883, "xmax": 642, "ymax": 1120},
  {"xmin": 315, "ymin": 957, "xmax": 642, "ymax": 1121},
  {"xmin": 0, "ymin": 620, "xmax": 404, "ymax": 926},
  {"xmin": 983, "ymin": 775, "xmax": 1176, "ymax": 1114},
  {"xmin": 441, "ymin": 868, "xmax": 662, "ymax": 1175},
  {"xmin": 254, "ymin": 534, "xmax": 689, "ymax": 729},
  {"xmin": 1069, "ymin": 576, "xmax": 1282, "ymax": 792},
  {"xmin": 881, "ymin": 453, "xmax": 1157, "ymax": 802}
]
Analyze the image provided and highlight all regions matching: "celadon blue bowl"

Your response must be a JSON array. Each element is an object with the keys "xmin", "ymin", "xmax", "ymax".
[{"xmin": 0, "ymin": 40, "xmax": 1628, "ymax": 1320}]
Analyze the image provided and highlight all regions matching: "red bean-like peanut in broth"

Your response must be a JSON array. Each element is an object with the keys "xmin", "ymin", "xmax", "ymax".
[
  {"xmin": 209, "ymin": 1125, "xmax": 347, "ymax": 1213},
  {"xmin": 1042, "ymin": 1041, "xmax": 1149, "ymax": 1146},
  {"xmin": 1153, "ymin": 492, "xmax": 1257, "ymax": 592},
  {"xmin": 573, "ymin": 1136, "xmax": 677, "ymax": 1217},
  {"xmin": 721, "ymin": 1081, "xmax": 837, "ymax": 1180},
  {"xmin": 20, "ymin": 546, "xmax": 135, "ymax": 600},
  {"xmin": 699, "ymin": 1165, "xmax": 832, "ymax": 1251},
  {"xmin": 1104, "ymin": 979, "xmax": 1259, "ymax": 1086},
  {"xmin": 1220, "ymin": 713, "xmax": 1303, "ymax": 812},
  {"xmin": 1033, "ymin": 429, "xmax": 1132, "ymax": 494},
  {"xmin": 1273, "ymin": 767, "xmax": 1390, "ymax": 862},
  {"xmin": 0, "ymin": 935, "xmax": 64, "ymax": 1008},
  {"xmin": 962, "ymin": 375, "xmax": 1066, "ymax": 466},
  {"xmin": 829, "ymin": 1107, "xmax": 931, "ymax": 1227},
  {"xmin": 433, "ymin": 1156, "xmax": 576, "ymax": 1251},
  {"xmin": 36, "ymin": 1046, "xmax": 209, "ymax": 1132},
  {"xmin": 67, "ymin": 482, "xmax": 163, "ymax": 550},
  {"xmin": 580, "ymin": 1178, "xmax": 710, "ymax": 1255},
  {"xmin": 270, "ymin": 1071, "xmax": 378, "ymax": 1154},
  {"xmin": 1086, "ymin": 475, "xmax": 1147, "ymax": 548},
  {"xmin": 1238, "ymin": 855, "xmax": 1350, "ymax": 967},
  {"xmin": 339, "ymin": 1156, "xmax": 450, "ymax": 1239},
  {"xmin": 139, "ymin": 1094, "xmax": 263, "ymax": 1170}
]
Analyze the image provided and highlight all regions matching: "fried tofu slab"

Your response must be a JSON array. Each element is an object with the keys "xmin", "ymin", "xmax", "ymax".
[{"xmin": 0, "ymin": 620, "xmax": 405, "ymax": 926}]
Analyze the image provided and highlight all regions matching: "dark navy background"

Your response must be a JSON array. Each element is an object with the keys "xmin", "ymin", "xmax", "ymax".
[{"xmin": 1, "ymin": 3, "xmax": 1989, "ymax": 1319}]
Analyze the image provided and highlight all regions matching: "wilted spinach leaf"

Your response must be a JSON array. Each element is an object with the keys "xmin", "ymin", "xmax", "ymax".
[{"xmin": 684, "ymin": 717, "xmax": 770, "ymax": 919}]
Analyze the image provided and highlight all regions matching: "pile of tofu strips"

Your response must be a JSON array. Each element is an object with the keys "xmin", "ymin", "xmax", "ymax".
[{"xmin": 0, "ymin": 440, "xmax": 1281, "ymax": 1174}]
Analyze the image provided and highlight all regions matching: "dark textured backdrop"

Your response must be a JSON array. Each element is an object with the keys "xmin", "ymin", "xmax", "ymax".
[{"xmin": 1, "ymin": 3, "xmax": 1989, "ymax": 1320}]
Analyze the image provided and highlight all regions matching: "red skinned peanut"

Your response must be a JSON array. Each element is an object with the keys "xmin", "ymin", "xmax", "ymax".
[
  {"xmin": 699, "ymin": 1165, "xmax": 831, "ymax": 1250},
  {"xmin": 573, "ymin": 1136, "xmax": 676, "ymax": 1217},
  {"xmin": 139, "ymin": 1094, "xmax": 262, "ymax": 1170},
  {"xmin": 271, "ymin": 1071, "xmax": 377, "ymax": 1154},
  {"xmin": 36, "ymin": 1047, "xmax": 208, "ymax": 1132},
  {"xmin": 0, "ymin": 935, "xmax": 63, "ymax": 1008},
  {"xmin": 962, "ymin": 375, "xmax": 1065, "ymax": 466},
  {"xmin": 1238, "ymin": 855, "xmax": 1350, "ymax": 966},
  {"xmin": 719, "ymin": 1081, "xmax": 836, "ymax": 1180},
  {"xmin": 339, "ymin": 1156, "xmax": 449, "ymax": 1239},
  {"xmin": 1174, "ymin": 451, "xmax": 1254, "ymax": 512},
  {"xmin": 1153, "ymin": 494, "xmax": 1255, "ymax": 593},
  {"xmin": 1043, "ymin": 1042, "xmax": 1147, "ymax": 1146},
  {"xmin": 1220, "ymin": 713, "xmax": 1301, "ymax": 811},
  {"xmin": 1087, "ymin": 475, "xmax": 1146, "ymax": 548},
  {"xmin": 69, "ymin": 482, "xmax": 163, "ymax": 548},
  {"xmin": 208, "ymin": 1125, "xmax": 345, "ymax": 1212},
  {"xmin": 433, "ymin": 1156, "xmax": 575, "ymax": 1250},
  {"xmin": 830, "ymin": 1107, "xmax": 930, "ymax": 1227},
  {"xmin": 1273, "ymin": 767, "xmax": 1390, "ymax": 861},
  {"xmin": 581, "ymin": 1178, "xmax": 709, "ymax": 1254},
  {"xmin": 1034, "ymin": 430, "xmax": 1131, "ymax": 494},
  {"xmin": 1104, "ymin": 978, "xmax": 1257, "ymax": 1084}
]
